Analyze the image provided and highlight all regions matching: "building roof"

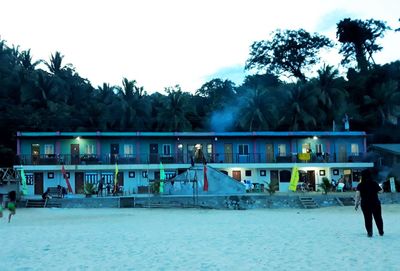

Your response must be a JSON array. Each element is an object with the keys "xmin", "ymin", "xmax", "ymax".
[
  {"xmin": 371, "ymin": 144, "xmax": 400, "ymax": 155},
  {"xmin": 17, "ymin": 131, "xmax": 367, "ymax": 138}
]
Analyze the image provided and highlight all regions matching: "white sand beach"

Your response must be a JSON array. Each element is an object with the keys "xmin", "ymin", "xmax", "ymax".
[{"xmin": 1, "ymin": 205, "xmax": 399, "ymax": 271}]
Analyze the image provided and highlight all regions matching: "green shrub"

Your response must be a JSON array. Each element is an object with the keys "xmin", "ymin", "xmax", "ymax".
[
  {"xmin": 318, "ymin": 177, "xmax": 332, "ymax": 194},
  {"xmin": 265, "ymin": 180, "xmax": 278, "ymax": 195},
  {"xmin": 84, "ymin": 183, "xmax": 96, "ymax": 195}
]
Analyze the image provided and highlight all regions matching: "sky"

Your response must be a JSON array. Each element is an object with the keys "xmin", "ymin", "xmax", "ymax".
[{"xmin": 1, "ymin": 0, "xmax": 399, "ymax": 93}]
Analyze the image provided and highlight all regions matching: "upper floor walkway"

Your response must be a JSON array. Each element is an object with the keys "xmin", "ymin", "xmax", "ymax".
[{"xmin": 16, "ymin": 151, "xmax": 370, "ymax": 166}]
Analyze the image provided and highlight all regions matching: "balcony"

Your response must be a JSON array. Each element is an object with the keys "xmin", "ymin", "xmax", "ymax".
[{"xmin": 16, "ymin": 152, "xmax": 370, "ymax": 166}]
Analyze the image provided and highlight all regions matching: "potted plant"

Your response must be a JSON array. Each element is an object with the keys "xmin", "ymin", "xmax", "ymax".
[
  {"xmin": 264, "ymin": 180, "xmax": 278, "ymax": 195},
  {"xmin": 84, "ymin": 183, "xmax": 96, "ymax": 197},
  {"xmin": 318, "ymin": 177, "xmax": 332, "ymax": 195}
]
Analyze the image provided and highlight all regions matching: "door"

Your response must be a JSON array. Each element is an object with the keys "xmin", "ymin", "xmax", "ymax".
[
  {"xmin": 111, "ymin": 144, "xmax": 119, "ymax": 164},
  {"xmin": 31, "ymin": 144, "xmax": 40, "ymax": 165},
  {"xmin": 266, "ymin": 144, "xmax": 274, "ymax": 163},
  {"xmin": 232, "ymin": 170, "xmax": 241, "ymax": 181},
  {"xmin": 34, "ymin": 172, "xmax": 43, "ymax": 195},
  {"xmin": 71, "ymin": 144, "xmax": 80, "ymax": 164},
  {"xmin": 307, "ymin": 170, "xmax": 316, "ymax": 191},
  {"xmin": 149, "ymin": 144, "xmax": 158, "ymax": 163},
  {"xmin": 224, "ymin": 144, "xmax": 233, "ymax": 163},
  {"xmin": 75, "ymin": 172, "xmax": 84, "ymax": 194},
  {"xmin": 338, "ymin": 144, "xmax": 347, "ymax": 162},
  {"xmin": 270, "ymin": 170, "xmax": 279, "ymax": 191},
  {"xmin": 117, "ymin": 172, "xmax": 124, "ymax": 187}
]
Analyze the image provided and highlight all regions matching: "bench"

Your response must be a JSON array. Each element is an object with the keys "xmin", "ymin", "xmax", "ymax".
[{"xmin": 47, "ymin": 187, "xmax": 63, "ymax": 198}]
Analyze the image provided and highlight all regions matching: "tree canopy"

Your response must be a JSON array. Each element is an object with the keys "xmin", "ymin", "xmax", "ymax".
[
  {"xmin": 245, "ymin": 29, "xmax": 333, "ymax": 81},
  {"xmin": 1, "ymin": 17, "xmax": 400, "ymax": 166}
]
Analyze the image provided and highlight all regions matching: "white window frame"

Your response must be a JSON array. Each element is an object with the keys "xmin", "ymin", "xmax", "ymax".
[
  {"xmin": 351, "ymin": 144, "xmax": 359, "ymax": 156},
  {"xmin": 124, "ymin": 144, "xmax": 134, "ymax": 155},
  {"xmin": 85, "ymin": 144, "xmax": 95, "ymax": 155},
  {"xmin": 301, "ymin": 143, "xmax": 310, "ymax": 153},
  {"xmin": 316, "ymin": 143, "xmax": 323, "ymax": 154},
  {"xmin": 162, "ymin": 144, "xmax": 172, "ymax": 156},
  {"xmin": 207, "ymin": 144, "xmax": 213, "ymax": 154},
  {"xmin": 238, "ymin": 144, "xmax": 249, "ymax": 156},
  {"xmin": 44, "ymin": 144, "xmax": 54, "ymax": 155},
  {"xmin": 278, "ymin": 144, "xmax": 286, "ymax": 157}
]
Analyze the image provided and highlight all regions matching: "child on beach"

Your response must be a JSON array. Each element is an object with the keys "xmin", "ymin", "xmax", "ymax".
[{"xmin": 7, "ymin": 191, "xmax": 17, "ymax": 223}]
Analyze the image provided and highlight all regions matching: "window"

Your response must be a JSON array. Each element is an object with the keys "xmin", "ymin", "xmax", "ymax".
[
  {"xmin": 260, "ymin": 170, "xmax": 266, "ymax": 176},
  {"xmin": 101, "ymin": 173, "xmax": 114, "ymax": 184},
  {"xmin": 129, "ymin": 171, "xmax": 135, "ymax": 178},
  {"xmin": 245, "ymin": 170, "xmax": 252, "ymax": 177},
  {"xmin": 207, "ymin": 144, "xmax": 213, "ymax": 154},
  {"xmin": 85, "ymin": 144, "xmax": 95, "ymax": 155},
  {"xmin": 316, "ymin": 144, "xmax": 323, "ymax": 154},
  {"xmin": 278, "ymin": 144, "xmax": 286, "ymax": 156},
  {"xmin": 162, "ymin": 144, "xmax": 171, "ymax": 156},
  {"xmin": 238, "ymin": 144, "xmax": 249, "ymax": 155},
  {"xmin": 85, "ymin": 173, "xmax": 98, "ymax": 183},
  {"xmin": 26, "ymin": 173, "xmax": 34, "ymax": 185},
  {"xmin": 165, "ymin": 172, "xmax": 176, "ymax": 179},
  {"xmin": 44, "ymin": 144, "xmax": 54, "ymax": 155},
  {"xmin": 124, "ymin": 144, "xmax": 134, "ymax": 155},
  {"xmin": 351, "ymin": 144, "xmax": 359, "ymax": 155},
  {"xmin": 302, "ymin": 143, "xmax": 310, "ymax": 153}
]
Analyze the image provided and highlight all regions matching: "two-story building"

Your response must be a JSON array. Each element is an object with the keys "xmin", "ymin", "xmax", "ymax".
[{"xmin": 14, "ymin": 131, "xmax": 374, "ymax": 195}]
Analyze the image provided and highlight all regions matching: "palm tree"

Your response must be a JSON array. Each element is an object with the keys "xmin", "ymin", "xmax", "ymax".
[
  {"xmin": 277, "ymin": 83, "xmax": 320, "ymax": 131},
  {"xmin": 237, "ymin": 88, "xmax": 278, "ymax": 131},
  {"xmin": 363, "ymin": 80, "xmax": 400, "ymax": 127},
  {"xmin": 312, "ymin": 65, "xmax": 349, "ymax": 129},
  {"xmin": 45, "ymin": 51, "xmax": 71, "ymax": 76},
  {"xmin": 155, "ymin": 85, "xmax": 192, "ymax": 131},
  {"xmin": 117, "ymin": 78, "xmax": 150, "ymax": 130}
]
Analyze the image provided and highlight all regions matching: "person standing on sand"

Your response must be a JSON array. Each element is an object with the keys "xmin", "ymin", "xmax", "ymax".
[
  {"xmin": 355, "ymin": 169, "xmax": 384, "ymax": 237},
  {"xmin": 7, "ymin": 190, "xmax": 17, "ymax": 223}
]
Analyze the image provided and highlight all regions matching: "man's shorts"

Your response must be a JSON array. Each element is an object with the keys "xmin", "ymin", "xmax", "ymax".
[{"xmin": 7, "ymin": 202, "xmax": 16, "ymax": 212}]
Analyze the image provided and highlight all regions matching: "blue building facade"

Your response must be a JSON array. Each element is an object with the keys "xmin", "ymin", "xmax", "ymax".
[{"xmin": 15, "ymin": 131, "xmax": 373, "ymax": 195}]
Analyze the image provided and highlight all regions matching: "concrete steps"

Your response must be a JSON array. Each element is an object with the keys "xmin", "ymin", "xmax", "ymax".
[
  {"xmin": 299, "ymin": 197, "xmax": 319, "ymax": 209},
  {"xmin": 26, "ymin": 199, "xmax": 46, "ymax": 208},
  {"xmin": 25, "ymin": 199, "xmax": 62, "ymax": 208}
]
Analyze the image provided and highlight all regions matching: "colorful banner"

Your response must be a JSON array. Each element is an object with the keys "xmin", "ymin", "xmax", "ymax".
[
  {"xmin": 159, "ymin": 162, "xmax": 165, "ymax": 193},
  {"xmin": 288, "ymin": 165, "xmax": 299, "ymax": 191},
  {"xmin": 203, "ymin": 165, "xmax": 208, "ymax": 191},
  {"xmin": 298, "ymin": 153, "xmax": 311, "ymax": 161},
  {"xmin": 20, "ymin": 166, "xmax": 28, "ymax": 195},
  {"xmin": 113, "ymin": 162, "xmax": 119, "ymax": 193},
  {"xmin": 61, "ymin": 165, "xmax": 73, "ymax": 193}
]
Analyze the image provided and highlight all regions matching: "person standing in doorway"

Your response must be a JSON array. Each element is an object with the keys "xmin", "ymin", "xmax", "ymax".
[{"xmin": 355, "ymin": 169, "xmax": 384, "ymax": 237}]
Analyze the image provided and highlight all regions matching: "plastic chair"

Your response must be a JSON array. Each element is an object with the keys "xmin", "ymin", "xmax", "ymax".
[{"xmin": 337, "ymin": 183, "xmax": 345, "ymax": 192}]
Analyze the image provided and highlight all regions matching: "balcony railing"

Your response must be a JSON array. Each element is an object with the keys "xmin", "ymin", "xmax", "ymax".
[{"xmin": 16, "ymin": 152, "xmax": 371, "ymax": 166}]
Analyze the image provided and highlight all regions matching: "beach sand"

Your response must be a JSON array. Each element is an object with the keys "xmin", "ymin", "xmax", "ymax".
[{"xmin": 1, "ymin": 205, "xmax": 399, "ymax": 271}]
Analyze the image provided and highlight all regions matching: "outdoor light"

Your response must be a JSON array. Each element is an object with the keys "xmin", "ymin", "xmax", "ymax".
[
  {"xmin": 313, "ymin": 136, "xmax": 318, "ymax": 140},
  {"xmin": 195, "ymin": 144, "xmax": 201, "ymax": 149},
  {"xmin": 76, "ymin": 136, "xmax": 81, "ymax": 141}
]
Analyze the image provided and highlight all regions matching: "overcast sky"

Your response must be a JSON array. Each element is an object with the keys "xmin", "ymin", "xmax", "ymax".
[{"xmin": 1, "ymin": 0, "xmax": 399, "ymax": 93}]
